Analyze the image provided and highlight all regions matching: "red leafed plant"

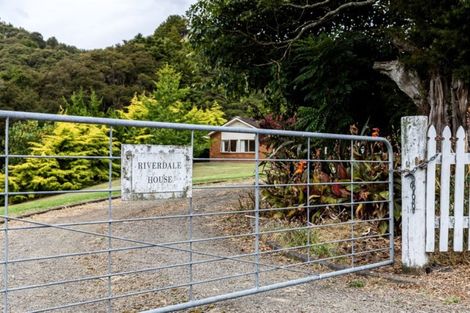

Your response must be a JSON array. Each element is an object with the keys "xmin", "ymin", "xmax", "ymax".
[{"xmin": 258, "ymin": 117, "xmax": 395, "ymax": 233}]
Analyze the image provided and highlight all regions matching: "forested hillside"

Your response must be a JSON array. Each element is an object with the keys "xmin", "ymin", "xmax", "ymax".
[
  {"xmin": 0, "ymin": 16, "xmax": 250, "ymax": 117},
  {"xmin": 0, "ymin": 21, "xmax": 78, "ymax": 112}
]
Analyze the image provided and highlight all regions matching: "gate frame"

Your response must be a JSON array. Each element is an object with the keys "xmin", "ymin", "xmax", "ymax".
[{"xmin": 0, "ymin": 110, "xmax": 395, "ymax": 313}]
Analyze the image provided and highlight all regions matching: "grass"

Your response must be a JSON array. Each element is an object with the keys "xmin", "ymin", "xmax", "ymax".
[
  {"xmin": 263, "ymin": 221, "xmax": 337, "ymax": 259},
  {"xmin": 6, "ymin": 180, "xmax": 121, "ymax": 217},
  {"xmin": 192, "ymin": 161, "xmax": 255, "ymax": 184},
  {"xmin": 444, "ymin": 295, "xmax": 460, "ymax": 305},
  {"xmin": 348, "ymin": 279, "xmax": 366, "ymax": 288},
  {"xmin": 3, "ymin": 161, "xmax": 255, "ymax": 217},
  {"xmin": 278, "ymin": 227, "xmax": 336, "ymax": 258}
]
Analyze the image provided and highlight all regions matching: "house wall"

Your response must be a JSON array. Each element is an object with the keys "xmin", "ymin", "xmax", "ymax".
[
  {"xmin": 221, "ymin": 132, "xmax": 255, "ymax": 140},
  {"xmin": 209, "ymin": 132, "xmax": 269, "ymax": 160},
  {"xmin": 220, "ymin": 121, "xmax": 256, "ymax": 140}
]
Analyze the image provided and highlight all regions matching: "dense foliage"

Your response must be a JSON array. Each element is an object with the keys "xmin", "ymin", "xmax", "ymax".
[
  {"xmin": 0, "ymin": 22, "xmax": 78, "ymax": 112},
  {"xmin": 389, "ymin": 0, "xmax": 470, "ymax": 83},
  {"xmin": 2, "ymin": 121, "xmax": 119, "ymax": 203},
  {"xmin": 383, "ymin": 1, "xmax": 470, "ymax": 132},
  {"xmin": 117, "ymin": 65, "xmax": 226, "ymax": 156},
  {"xmin": 259, "ymin": 116, "xmax": 396, "ymax": 233},
  {"xmin": 188, "ymin": 0, "xmax": 416, "ymax": 134}
]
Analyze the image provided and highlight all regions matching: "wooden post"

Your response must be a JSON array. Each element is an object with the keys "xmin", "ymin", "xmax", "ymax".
[
  {"xmin": 453, "ymin": 126, "xmax": 465, "ymax": 251},
  {"xmin": 401, "ymin": 116, "xmax": 428, "ymax": 269},
  {"xmin": 425, "ymin": 126, "xmax": 437, "ymax": 252}
]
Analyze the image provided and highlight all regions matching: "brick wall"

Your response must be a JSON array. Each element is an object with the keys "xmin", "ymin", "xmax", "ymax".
[{"xmin": 209, "ymin": 132, "xmax": 268, "ymax": 160}]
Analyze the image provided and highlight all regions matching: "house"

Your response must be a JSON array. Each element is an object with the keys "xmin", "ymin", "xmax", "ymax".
[{"xmin": 208, "ymin": 117, "xmax": 268, "ymax": 160}]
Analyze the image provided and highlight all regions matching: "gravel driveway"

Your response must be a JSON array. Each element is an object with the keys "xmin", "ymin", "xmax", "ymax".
[{"xmin": 1, "ymin": 185, "xmax": 469, "ymax": 312}]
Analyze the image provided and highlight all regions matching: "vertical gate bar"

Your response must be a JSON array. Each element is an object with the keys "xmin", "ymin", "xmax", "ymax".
[
  {"xmin": 188, "ymin": 131, "xmax": 194, "ymax": 300},
  {"xmin": 350, "ymin": 140, "xmax": 355, "ymax": 267},
  {"xmin": 254, "ymin": 134, "xmax": 260, "ymax": 288},
  {"xmin": 387, "ymin": 140, "xmax": 395, "ymax": 262},
  {"xmin": 107, "ymin": 126, "xmax": 114, "ymax": 313},
  {"xmin": 3, "ymin": 117, "xmax": 9, "ymax": 313},
  {"xmin": 306, "ymin": 137, "xmax": 311, "ymax": 263}
]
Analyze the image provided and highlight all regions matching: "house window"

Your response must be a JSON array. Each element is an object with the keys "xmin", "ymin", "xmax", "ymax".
[
  {"xmin": 222, "ymin": 139, "xmax": 256, "ymax": 153},
  {"xmin": 240, "ymin": 140, "xmax": 255, "ymax": 152},
  {"xmin": 221, "ymin": 140, "xmax": 238, "ymax": 152}
]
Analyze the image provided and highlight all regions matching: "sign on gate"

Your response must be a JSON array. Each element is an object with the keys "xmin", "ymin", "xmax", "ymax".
[{"xmin": 121, "ymin": 144, "xmax": 192, "ymax": 200}]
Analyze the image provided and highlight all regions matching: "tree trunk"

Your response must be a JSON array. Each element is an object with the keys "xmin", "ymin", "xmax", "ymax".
[
  {"xmin": 427, "ymin": 74, "xmax": 448, "ymax": 134},
  {"xmin": 373, "ymin": 60, "xmax": 427, "ymax": 113},
  {"xmin": 374, "ymin": 60, "xmax": 470, "ymax": 134},
  {"xmin": 451, "ymin": 78, "xmax": 469, "ymax": 133}
]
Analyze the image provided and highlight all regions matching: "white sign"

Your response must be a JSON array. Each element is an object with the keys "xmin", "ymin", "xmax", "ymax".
[{"xmin": 121, "ymin": 144, "xmax": 192, "ymax": 200}]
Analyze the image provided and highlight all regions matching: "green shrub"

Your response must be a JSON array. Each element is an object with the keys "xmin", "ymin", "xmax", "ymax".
[
  {"xmin": 3, "ymin": 122, "xmax": 119, "ymax": 203},
  {"xmin": 444, "ymin": 296, "xmax": 460, "ymax": 305},
  {"xmin": 6, "ymin": 120, "xmax": 54, "ymax": 164},
  {"xmin": 117, "ymin": 65, "xmax": 226, "ymax": 156}
]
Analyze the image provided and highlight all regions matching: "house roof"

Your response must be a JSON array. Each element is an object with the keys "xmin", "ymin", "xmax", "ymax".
[
  {"xmin": 208, "ymin": 116, "xmax": 260, "ymax": 136},
  {"xmin": 236, "ymin": 117, "xmax": 260, "ymax": 128}
]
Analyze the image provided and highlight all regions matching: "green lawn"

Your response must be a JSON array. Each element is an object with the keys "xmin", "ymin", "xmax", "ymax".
[
  {"xmin": 4, "ymin": 162, "xmax": 256, "ymax": 217},
  {"xmin": 192, "ymin": 161, "xmax": 255, "ymax": 184}
]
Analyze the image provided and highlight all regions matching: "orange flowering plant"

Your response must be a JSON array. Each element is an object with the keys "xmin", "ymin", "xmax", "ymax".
[{"xmin": 258, "ymin": 117, "xmax": 399, "ymax": 233}]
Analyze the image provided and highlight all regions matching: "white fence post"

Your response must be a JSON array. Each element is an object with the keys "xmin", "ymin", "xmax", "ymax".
[{"xmin": 401, "ymin": 116, "xmax": 428, "ymax": 268}]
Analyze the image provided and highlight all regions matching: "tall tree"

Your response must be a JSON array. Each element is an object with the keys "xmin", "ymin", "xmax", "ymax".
[
  {"xmin": 188, "ymin": 0, "xmax": 415, "ymax": 133},
  {"xmin": 374, "ymin": 1, "xmax": 470, "ymax": 133},
  {"xmin": 118, "ymin": 65, "xmax": 226, "ymax": 156}
]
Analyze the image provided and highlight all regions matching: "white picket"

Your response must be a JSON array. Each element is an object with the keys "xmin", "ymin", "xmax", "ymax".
[
  {"xmin": 425, "ymin": 126, "xmax": 437, "ymax": 252},
  {"xmin": 403, "ymin": 119, "xmax": 470, "ymax": 266},
  {"xmin": 439, "ymin": 126, "xmax": 452, "ymax": 252},
  {"xmin": 453, "ymin": 126, "xmax": 465, "ymax": 251}
]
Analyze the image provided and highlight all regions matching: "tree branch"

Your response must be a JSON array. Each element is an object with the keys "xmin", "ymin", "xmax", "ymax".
[
  {"xmin": 284, "ymin": 0, "xmax": 331, "ymax": 10},
  {"xmin": 373, "ymin": 60, "xmax": 426, "ymax": 111},
  {"xmin": 252, "ymin": 0, "xmax": 376, "ymax": 46},
  {"xmin": 288, "ymin": 0, "xmax": 376, "ymax": 43}
]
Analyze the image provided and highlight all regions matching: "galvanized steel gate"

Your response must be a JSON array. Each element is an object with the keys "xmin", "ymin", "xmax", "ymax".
[{"xmin": 0, "ymin": 111, "xmax": 394, "ymax": 312}]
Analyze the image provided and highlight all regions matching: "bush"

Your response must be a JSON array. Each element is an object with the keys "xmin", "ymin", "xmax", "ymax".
[
  {"xmin": 117, "ymin": 65, "xmax": 226, "ymax": 156},
  {"xmin": 7, "ymin": 120, "xmax": 54, "ymax": 164},
  {"xmin": 259, "ymin": 116, "xmax": 395, "ymax": 233},
  {"xmin": 3, "ymin": 122, "xmax": 119, "ymax": 203}
]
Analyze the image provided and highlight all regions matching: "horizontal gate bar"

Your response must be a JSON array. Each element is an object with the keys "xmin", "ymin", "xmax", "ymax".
[
  {"xmin": 5, "ymin": 214, "xmax": 389, "ymax": 232},
  {"xmin": 0, "ymin": 180, "xmax": 389, "ymax": 196},
  {"xmin": 141, "ymin": 260, "xmax": 393, "ymax": 313},
  {"xmin": 27, "ymin": 256, "xmax": 391, "ymax": 313},
  {"xmin": 0, "ymin": 110, "xmax": 391, "ymax": 145},
  {"xmin": 0, "ymin": 154, "xmax": 121, "ymax": 160},
  {"xmin": 192, "ymin": 180, "xmax": 389, "ymax": 190},
  {"xmin": 192, "ymin": 157, "xmax": 389, "ymax": 164}
]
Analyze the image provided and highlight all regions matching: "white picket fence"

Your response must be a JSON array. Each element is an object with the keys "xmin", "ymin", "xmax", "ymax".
[{"xmin": 401, "ymin": 116, "xmax": 470, "ymax": 268}]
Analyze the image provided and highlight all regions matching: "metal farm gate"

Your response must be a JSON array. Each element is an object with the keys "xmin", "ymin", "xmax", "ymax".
[{"xmin": 0, "ymin": 110, "xmax": 394, "ymax": 312}]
